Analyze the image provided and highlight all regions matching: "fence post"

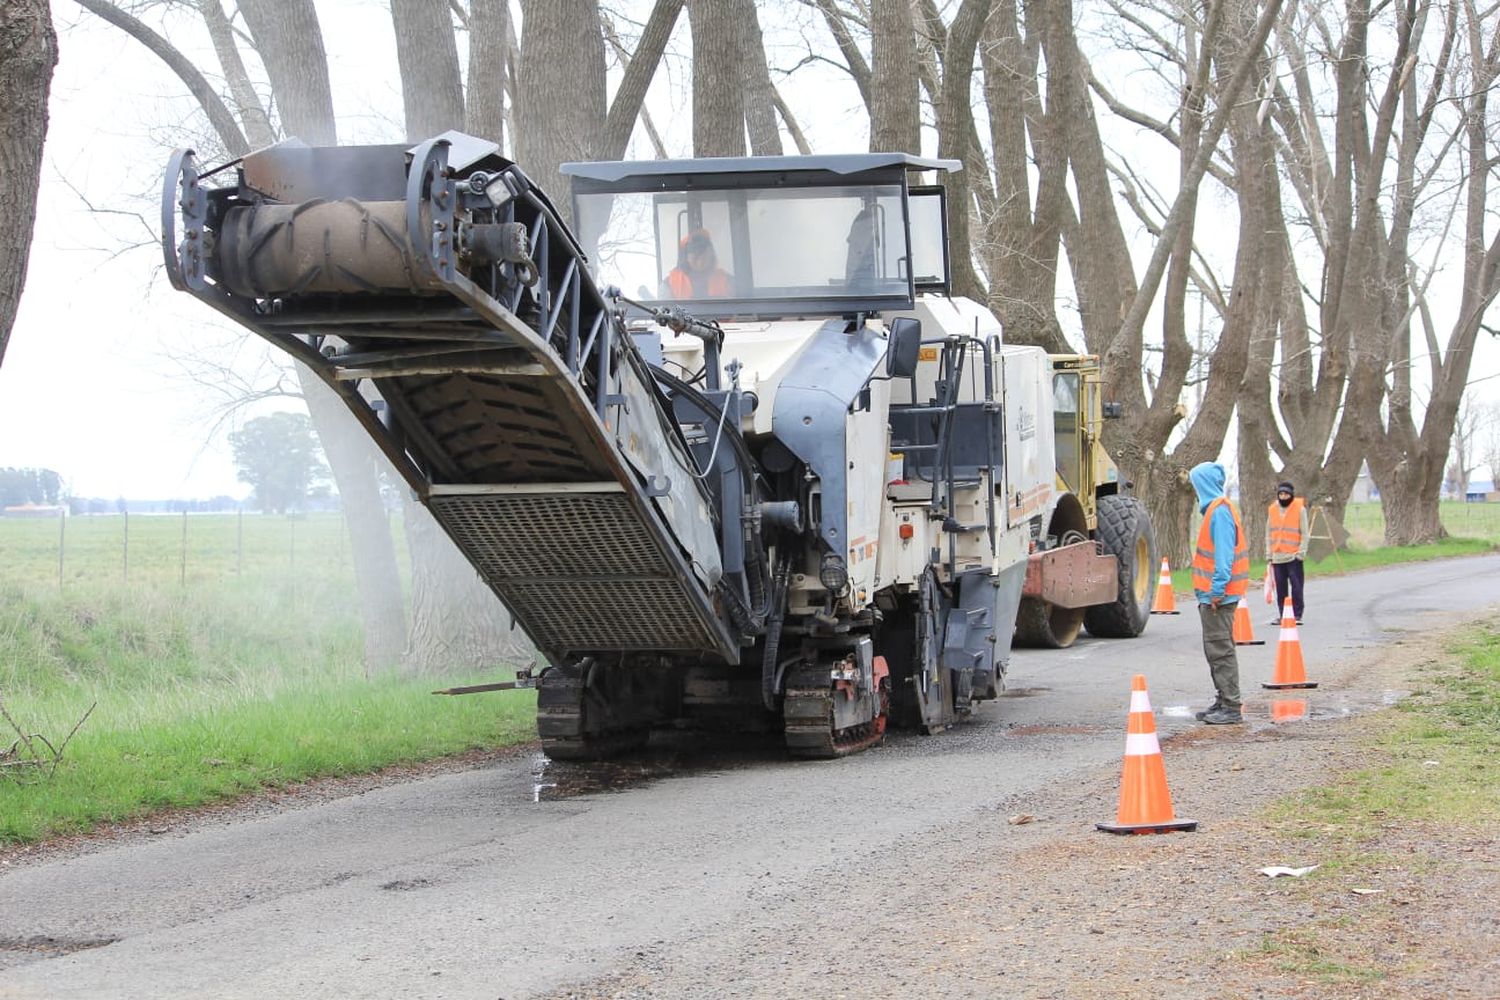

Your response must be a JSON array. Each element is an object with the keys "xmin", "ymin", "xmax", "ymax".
[
  {"xmin": 288, "ymin": 515, "xmax": 296, "ymax": 602},
  {"xmin": 57, "ymin": 509, "xmax": 66, "ymax": 589},
  {"xmin": 122, "ymin": 510, "xmax": 129, "ymax": 582}
]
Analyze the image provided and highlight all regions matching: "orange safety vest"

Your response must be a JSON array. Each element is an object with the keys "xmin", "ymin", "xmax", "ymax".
[
  {"xmin": 1266, "ymin": 497, "xmax": 1305, "ymax": 556},
  {"xmin": 666, "ymin": 267, "xmax": 731, "ymax": 299},
  {"xmin": 1191, "ymin": 497, "xmax": 1249, "ymax": 598}
]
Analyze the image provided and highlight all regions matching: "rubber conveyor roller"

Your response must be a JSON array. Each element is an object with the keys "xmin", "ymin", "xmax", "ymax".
[{"xmin": 163, "ymin": 134, "xmax": 735, "ymax": 664}]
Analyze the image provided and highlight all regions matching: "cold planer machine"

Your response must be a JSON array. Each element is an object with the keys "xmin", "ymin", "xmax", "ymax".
[{"xmin": 162, "ymin": 131, "xmax": 1119, "ymax": 758}]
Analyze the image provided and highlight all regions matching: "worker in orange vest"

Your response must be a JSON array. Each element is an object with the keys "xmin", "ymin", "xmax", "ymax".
[
  {"xmin": 662, "ymin": 229, "xmax": 733, "ymax": 300},
  {"xmin": 1190, "ymin": 461, "xmax": 1249, "ymax": 725},
  {"xmin": 1265, "ymin": 480, "xmax": 1308, "ymax": 625}
]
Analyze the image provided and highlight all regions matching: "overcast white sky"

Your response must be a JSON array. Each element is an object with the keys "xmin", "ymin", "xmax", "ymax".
[{"xmin": 2, "ymin": 2, "xmax": 1495, "ymax": 500}]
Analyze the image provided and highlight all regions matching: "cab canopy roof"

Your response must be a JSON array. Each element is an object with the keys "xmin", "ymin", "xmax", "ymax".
[{"xmin": 560, "ymin": 153, "xmax": 961, "ymax": 189}]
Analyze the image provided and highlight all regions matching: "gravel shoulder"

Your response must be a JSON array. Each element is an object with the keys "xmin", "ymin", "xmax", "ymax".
[{"xmin": 535, "ymin": 612, "xmax": 1500, "ymax": 1000}]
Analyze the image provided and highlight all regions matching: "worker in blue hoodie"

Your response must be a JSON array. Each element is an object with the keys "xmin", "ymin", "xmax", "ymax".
[{"xmin": 1189, "ymin": 461, "xmax": 1250, "ymax": 724}]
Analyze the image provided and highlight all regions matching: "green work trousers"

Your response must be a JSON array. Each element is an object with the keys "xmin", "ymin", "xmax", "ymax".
[{"xmin": 1198, "ymin": 601, "xmax": 1241, "ymax": 709}]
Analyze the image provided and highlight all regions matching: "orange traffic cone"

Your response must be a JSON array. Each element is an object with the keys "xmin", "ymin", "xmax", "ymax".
[
  {"xmin": 1097, "ymin": 675, "xmax": 1197, "ymax": 835},
  {"xmin": 1263, "ymin": 597, "xmax": 1318, "ymax": 689},
  {"xmin": 1150, "ymin": 558, "xmax": 1179, "ymax": 615},
  {"xmin": 1232, "ymin": 600, "xmax": 1266, "ymax": 646}
]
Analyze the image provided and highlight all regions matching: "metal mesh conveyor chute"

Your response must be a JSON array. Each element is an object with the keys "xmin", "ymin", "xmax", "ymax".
[{"xmin": 162, "ymin": 132, "xmax": 736, "ymax": 663}]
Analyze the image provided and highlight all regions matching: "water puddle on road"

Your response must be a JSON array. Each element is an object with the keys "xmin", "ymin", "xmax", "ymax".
[
  {"xmin": 1160, "ymin": 688, "xmax": 1412, "ymax": 730},
  {"xmin": 526, "ymin": 732, "xmax": 786, "ymax": 803},
  {"xmin": 999, "ymin": 686, "xmax": 1052, "ymax": 699}
]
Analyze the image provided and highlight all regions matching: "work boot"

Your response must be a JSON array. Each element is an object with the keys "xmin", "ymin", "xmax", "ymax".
[
  {"xmin": 1202, "ymin": 705, "xmax": 1244, "ymax": 725},
  {"xmin": 1194, "ymin": 699, "xmax": 1222, "ymax": 721}
]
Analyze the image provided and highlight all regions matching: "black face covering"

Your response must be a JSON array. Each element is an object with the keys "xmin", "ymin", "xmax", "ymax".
[{"xmin": 1277, "ymin": 493, "xmax": 1293, "ymax": 508}]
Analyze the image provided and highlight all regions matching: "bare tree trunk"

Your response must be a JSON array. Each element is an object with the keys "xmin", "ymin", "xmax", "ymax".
[
  {"xmin": 233, "ymin": 0, "xmax": 410, "ymax": 671},
  {"xmin": 869, "ymin": 0, "xmax": 920, "ymax": 152},
  {"xmin": 388, "ymin": 0, "xmax": 525, "ymax": 674},
  {"xmin": 391, "ymin": 0, "xmax": 465, "ymax": 142},
  {"xmin": 738, "ymin": 0, "xmax": 782, "ymax": 155},
  {"xmin": 299, "ymin": 375, "xmax": 408, "ymax": 675},
  {"xmin": 236, "ymin": 0, "xmax": 336, "ymax": 144},
  {"xmin": 402, "ymin": 501, "xmax": 527, "ymax": 675},
  {"xmin": 517, "ymin": 0, "xmax": 607, "ymax": 214},
  {"xmin": 0, "ymin": 0, "xmax": 56, "ymax": 369},
  {"xmin": 977, "ymin": 0, "xmax": 1068, "ymax": 353},
  {"xmin": 771, "ymin": 86, "xmax": 812, "ymax": 154},
  {"xmin": 466, "ymin": 0, "xmax": 508, "ymax": 147},
  {"xmin": 1379, "ymin": 467, "xmax": 1447, "ymax": 544},
  {"xmin": 600, "ymin": 0, "xmax": 684, "ymax": 160},
  {"xmin": 687, "ymin": 0, "xmax": 747, "ymax": 156},
  {"xmin": 933, "ymin": 0, "xmax": 995, "ymax": 303},
  {"xmin": 198, "ymin": 0, "xmax": 275, "ymax": 148},
  {"xmin": 602, "ymin": 19, "xmax": 669, "ymax": 159},
  {"xmin": 811, "ymin": 0, "xmax": 872, "ymax": 111}
]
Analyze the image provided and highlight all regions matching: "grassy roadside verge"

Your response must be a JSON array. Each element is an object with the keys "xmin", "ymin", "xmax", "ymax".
[
  {"xmin": 1169, "ymin": 536, "xmax": 1498, "ymax": 593},
  {"xmin": 1236, "ymin": 623, "xmax": 1500, "ymax": 985},
  {"xmin": 0, "ymin": 524, "xmax": 536, "ymax": 845}
]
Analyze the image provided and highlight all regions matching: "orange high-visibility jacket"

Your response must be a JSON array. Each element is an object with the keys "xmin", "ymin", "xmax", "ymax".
[
  {"xmin": 665, "ymin": 267, "xmax": 731, "ymax": 299},
  {"xmin": 1191, "ymin": 497, "xmax": 1250, "ymax": 599},
  {"xmin": 1266, "ymin": 497, "xmax": 1306, "ymax": 559}
]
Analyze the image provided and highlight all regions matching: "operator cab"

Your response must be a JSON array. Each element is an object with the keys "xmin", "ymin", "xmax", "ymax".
[{"xmin": 561, "ymin": 154, "xmax": 957, "ymax": 319}]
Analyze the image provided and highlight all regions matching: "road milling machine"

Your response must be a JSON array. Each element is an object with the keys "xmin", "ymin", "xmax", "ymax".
[{"xmin": 161, "ymin": 131, "xmax": 1153, "ymax": 759}]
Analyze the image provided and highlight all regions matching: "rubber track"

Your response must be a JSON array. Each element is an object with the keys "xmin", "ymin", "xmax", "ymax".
[{"xmin": 782, "ymin": 688, "xmax": 887, "ymax": 759}]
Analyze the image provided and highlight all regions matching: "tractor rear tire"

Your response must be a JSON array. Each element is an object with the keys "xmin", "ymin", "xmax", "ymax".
[
  {"xmin": 1012, "ymin": 595, "xmax": 1086, "ymax": 649},
  {"xmin": 1084, "ymin": 494, "xmax": 1156, "ymax": 638}
]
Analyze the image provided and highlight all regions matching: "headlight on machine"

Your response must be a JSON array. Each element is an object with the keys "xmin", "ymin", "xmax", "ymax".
[{"xmin": 819, "ymin": 553, "xmax": 849, "ymax": 593}]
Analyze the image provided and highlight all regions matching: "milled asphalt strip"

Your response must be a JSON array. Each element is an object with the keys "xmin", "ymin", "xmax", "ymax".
[{"xmin": 2, "ymin": 553, "xmax": 1499, "ymax": 1000}]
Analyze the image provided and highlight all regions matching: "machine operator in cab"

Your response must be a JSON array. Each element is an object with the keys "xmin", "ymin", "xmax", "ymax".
[{"xmin": 663, "ymin": 229, "xmax": 733, "ymax": 299}]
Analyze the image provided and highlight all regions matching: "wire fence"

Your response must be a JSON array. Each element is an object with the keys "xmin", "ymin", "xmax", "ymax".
[
  {"xmin": 1341, "ymin": 501, "xmax": 1500, "ymax": 546},
  {"xmin": 0, "ymin": 510, "xmax": 358, "ymax": 594},
  {"xmin": 6, "ymin": 501, "xmax": 1497, "ymax": 596}
]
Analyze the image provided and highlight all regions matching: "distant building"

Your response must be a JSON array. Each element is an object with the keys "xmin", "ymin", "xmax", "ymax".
[
  {"xmin": 1348, "ymin": 462, "xmax": 1378, "ymax": 503},
  {"xmin": 1464, "ymin": 471, "xmax": 1498, "ymax": 503},
  {"xmin": 1, "ymin": 503, "xmax": 66, "ymax": 518}
]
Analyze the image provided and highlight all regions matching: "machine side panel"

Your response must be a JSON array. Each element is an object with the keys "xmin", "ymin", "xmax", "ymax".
[
  {"xmin": 844, "ymin": 379, "xmax": 892, "ymax": 596},
  {"xmin": 772, "ymin": 321, "xmax": 888, "ymax": 553},
  {"xmin": 996, "ymin": 346, "xmax": 1055, "ymax": 530}
]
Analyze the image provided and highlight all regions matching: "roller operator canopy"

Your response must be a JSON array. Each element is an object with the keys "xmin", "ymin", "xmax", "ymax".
[{"xmin": 561, "ymin": 154, "xmax": 959, "ymax": 318}]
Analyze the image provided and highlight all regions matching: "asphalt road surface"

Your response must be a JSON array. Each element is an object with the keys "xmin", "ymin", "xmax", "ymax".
[{"xmin": 3, "ymin": 554, "xmax": 1499, "ymax": 1000}]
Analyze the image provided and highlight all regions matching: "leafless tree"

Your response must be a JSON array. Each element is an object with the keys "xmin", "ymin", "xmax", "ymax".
[
  {"xmin": 1480, "ymin": 401, "xmax": 1500, "ymax": 490},
  {"xmin": 0, "ymin": 0, "xmax": 59, "ymax": 369},
  {"xmin": 869, "ymin": 0, "xmax": 919, "ymax": 153},
  {"xmin": 1446, "ymin": 393, "xmax": 1481, "ymax": 497},
  {"xmin": 686, "ymin": 0, "xmax": 749, "ymax": 155},
  {"xmin": 76, "ymin": 0, "xmax": 688, "ymax": 674},
  {"xmin": 391, "ymin": 0, "xmax": 465, "ymax": 142}
]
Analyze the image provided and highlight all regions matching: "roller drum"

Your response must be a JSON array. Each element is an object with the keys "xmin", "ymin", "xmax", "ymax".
[{"xmin": 215, "ymin": 198, "xmax": 443, "ymax": 297}]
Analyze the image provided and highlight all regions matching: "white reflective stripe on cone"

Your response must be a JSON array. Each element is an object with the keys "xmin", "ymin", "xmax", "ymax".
[
  {"xmin": 1124, "ymin": 732, "xmax": 1161, "ymax": 757},
  {"xmin": 1129, "ymin": 691, "xmax": 1152, "ymax": 713},
  {"xmin": 1280, "ymin": 626, "xmax": 1298, "ymax": 641}
]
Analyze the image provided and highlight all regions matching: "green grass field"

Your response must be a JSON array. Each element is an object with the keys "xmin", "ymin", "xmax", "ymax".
[
  {"xmin": 0, "ymin": 512, "xmax": 534, "ymax": 844},
  {"xmin": 1342, "ymin": 500, "xmax": 1500, "ymax": 547}
]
